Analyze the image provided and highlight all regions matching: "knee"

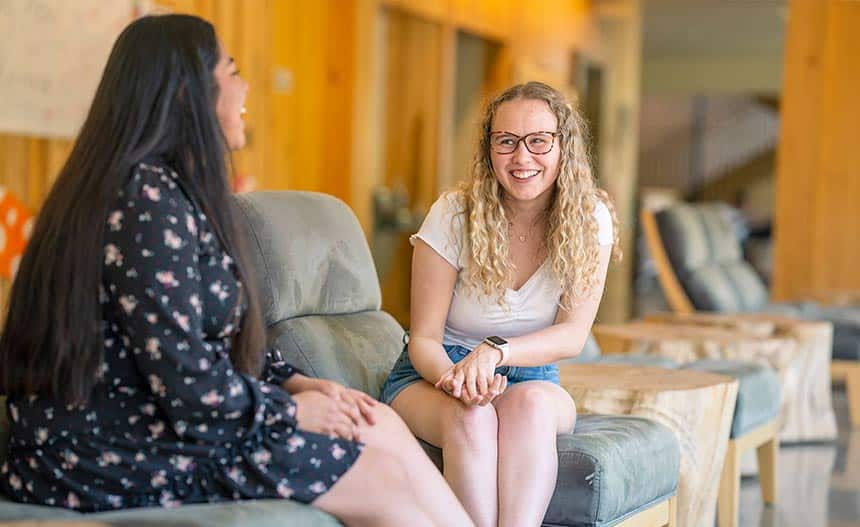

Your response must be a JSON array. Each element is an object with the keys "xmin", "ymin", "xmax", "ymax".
[
  {"xmin": 373, "ymin": 402, "xmax": 404, "ymax": 428},
  {"xmin": 359, "ymin": 445, "xmax": 410, "ymax": 489},
  {"xmin": 498, "ymin": 385, "xmax": 558, "ymax": 425},
  {"xmin": 365, "ymin": 402, "xmax": 413, "ymax": 441},
  {"xmin": 442, "ymin": 402, "xmax": 498, "ymax": 449}
]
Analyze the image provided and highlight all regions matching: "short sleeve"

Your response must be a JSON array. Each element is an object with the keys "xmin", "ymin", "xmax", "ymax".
[
  {"xmin": 409, "ymin": 193, "xmax": 465, "ymax": 270},
  {"xmin": 595, "ymin": 201, "xmax": 614, "ymax": 245}
]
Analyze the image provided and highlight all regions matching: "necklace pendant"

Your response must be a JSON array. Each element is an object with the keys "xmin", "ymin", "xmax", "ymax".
[{"xmin": 518, "ymin": 234, "xmax": 527, "ymax": 243}]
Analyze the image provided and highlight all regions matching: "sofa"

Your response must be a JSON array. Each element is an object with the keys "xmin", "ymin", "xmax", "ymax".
[{"xmin": 1, "ymin": 191, "xmax": 681, "ymax": 526}]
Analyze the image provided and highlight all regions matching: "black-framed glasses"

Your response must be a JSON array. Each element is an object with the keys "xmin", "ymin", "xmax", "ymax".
[{"xmin": 489, "ymin": 131, "xmax": 560, "ymax": 155}]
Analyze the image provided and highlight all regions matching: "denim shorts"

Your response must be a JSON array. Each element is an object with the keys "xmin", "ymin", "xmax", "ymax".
[{"xmin": 379, "ymin": 342, "xmax": 560, "ymax": 405}]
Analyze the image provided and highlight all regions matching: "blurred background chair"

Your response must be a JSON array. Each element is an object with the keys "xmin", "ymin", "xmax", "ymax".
[{"xmin": 641, "ymin": 203, "xmax": 860, "ymax": 428}]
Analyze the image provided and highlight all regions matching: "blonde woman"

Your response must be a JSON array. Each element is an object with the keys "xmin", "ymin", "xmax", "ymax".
[{"xmin": 380, "ymin": 81, "xmax": 621, "ymax": 526}]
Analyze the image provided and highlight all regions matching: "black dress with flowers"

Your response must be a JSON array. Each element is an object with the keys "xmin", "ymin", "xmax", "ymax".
[{"xmin": 0, "ymin": 161, "xmax": 362, "ymax": 512}]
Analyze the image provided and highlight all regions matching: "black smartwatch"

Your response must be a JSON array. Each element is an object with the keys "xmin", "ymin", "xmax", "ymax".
[{"xmin": 483, "ymin": 336, "xmax": 510, "ymax": 365}]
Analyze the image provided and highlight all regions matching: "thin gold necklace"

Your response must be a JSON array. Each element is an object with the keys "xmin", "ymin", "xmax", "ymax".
[{"xmin": 508, "ymin": 220, "xmax": 535, "ymax": 243}]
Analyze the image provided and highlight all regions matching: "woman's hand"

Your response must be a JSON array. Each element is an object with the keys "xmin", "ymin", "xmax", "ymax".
[
  {"xmin": 285, "ymin": 375, "xmax": 378, "ymax": 427},
  {"xmin": 435, "ymin": 343, "xmax": 504, "ymax": 405},
  {"xmin": 292, "ymin": 390, "xmax": 370, "ymax": 441}
]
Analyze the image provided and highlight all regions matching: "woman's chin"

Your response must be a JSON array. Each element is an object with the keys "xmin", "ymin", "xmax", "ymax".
[{"xmin": 227, "ymin": 134, "xmax": 246, "ymax": 151}]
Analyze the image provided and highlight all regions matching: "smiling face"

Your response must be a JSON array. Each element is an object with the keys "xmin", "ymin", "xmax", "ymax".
[
  {"xmin": 214, "ymin": 45, "xmax": 248, "ymax": 151},
  {"xmin": 489, "ymin": 98, "xmax": 561, "ymax": 209}
]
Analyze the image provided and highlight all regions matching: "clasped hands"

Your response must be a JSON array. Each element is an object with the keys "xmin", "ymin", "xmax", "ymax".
[
  {"xmin": 434, "ymin": 343, "xmax": 508, "ymax": 406},
  {"xmin": 288, "ymin": 375, "xmax": 377, "ymax": 442}
]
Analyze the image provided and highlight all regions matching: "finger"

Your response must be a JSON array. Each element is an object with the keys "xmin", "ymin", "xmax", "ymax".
[
  {"xmin": 359, "ymin": 392, "xmax": 378, "ymax": 406},
  {"xmin": 334, "ymin": 422, "xmax": 355, "ymax": 441},
  {"xmin": 476, "ymin": 368, "xmax": 488, "ymax": 396},
  {"xmin": 434, "ymin": 367, "xmax": 455, "ymax": 389},
  {"xmin": 462, "ymin": 382, "xmax": 480, "ymax": 406},
  {"xmin": 451, "ymin": 369, "xmax": 465, "ymax": 398},
  {"xmin": 459, "ymin": 382, "xmax": 472, "ymax": 404},
  {"xmin": 480, "ymin": 375, "xmax": 500, "ymax": 405},
  {"xmin": 437, "ymin": 373, "xmax": 454, "ymax": 392},
  {"xmin": 336, "ymin": 412, "xmax": 358, "ymax": 440},
  {"xmin": 356, "ymin": 397, "xmax": 377, "ymax": 426},
  {"xmin": 500, "ymin": 375, "xmax": 508, "ymax": 393},
  {"xmin": 450, "ymin": 366, "xmax": 464, "ymax": 389},
  {"xmin": 465, "ymin": 368, "xmax": 478, "ymax": 401},
  {"xmin": 451, "ymin": 372, "xmax": 463, "ymax": 399},
  {"xmin": 339, "ymin": 400, "xmax": 362, "ymax": 427},
  {"xmin": 492, "ymin": 373, "xmax": 504, "ymax": 394}
]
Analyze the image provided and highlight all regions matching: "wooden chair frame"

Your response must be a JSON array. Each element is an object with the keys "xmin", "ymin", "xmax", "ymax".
[
  {"xmin": 615, "ymin": 495, "xmax": 677, "ymax": 527},
  {"xmin": 641, "ymin": 207, "xmax": 859, "ymax": 429}
]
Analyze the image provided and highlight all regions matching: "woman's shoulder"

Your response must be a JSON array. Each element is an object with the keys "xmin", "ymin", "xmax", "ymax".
[
  {"xmin": 118, "ymin": 160, "xmax": 192, "ymax": 210},
  {"xmin": 593, "ymin": 198, "xmax": 610, "ymax": 220},
  {"xmin": 437, "ymin": 190, "xmax": 467, "ymax": 214},
  {"xmin": 422, "ymin": 191, "xmax": 466, "ymax": 228},
  {"xmin": 591, "ymin": 196, "xmax": 614, "ymax": 245},
  {"xmin": 127, "ymin": 160, "xmax": 181, "ymax": 193}
]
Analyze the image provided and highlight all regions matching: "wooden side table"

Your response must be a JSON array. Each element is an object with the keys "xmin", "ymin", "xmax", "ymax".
[
  {"xmin": 559, "ymin": 363, "xmax": 737, "ymax": 527},
  {"xmin": 641, "ymin": 313, "xmax": 838, "ymax": 442}
]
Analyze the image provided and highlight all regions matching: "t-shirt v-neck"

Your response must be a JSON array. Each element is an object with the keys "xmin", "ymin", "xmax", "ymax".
[{"xmin": 410, "ymin": 192, "xmax": 612, "ymax": 350}]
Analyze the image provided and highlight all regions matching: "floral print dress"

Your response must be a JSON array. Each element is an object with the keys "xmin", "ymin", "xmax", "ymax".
[{"xmin": 1, "ymin": 160, "xmax": 362, "ymax": 512}]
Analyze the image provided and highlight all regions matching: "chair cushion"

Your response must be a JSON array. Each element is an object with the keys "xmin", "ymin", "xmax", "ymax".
[
  {"xmin": 833, "ymin": 330, "xmax": 860, "ymax": 361},
  {"xmin": 0, "ymin": 494, "xmax": 339, "ymax": 526},
  {"xmin": 682, "ymin": 359, "xmax": 780, "ymax": 438},
  {"xmin": 268, "ymin": 311, "xmax": 404, "ymax": 399},
  {"xmin": 421, "ymin": 414, "xmax": 679, "ymax": 527},
  {"xmin": 765, "ymin": 302, "xmax": 860, "ymax": 360},
  {"xmin": 563, "ymin": 336, "xmax": 678, "ymax": 369},
  {"xmin": 656, "ymin": 204, "xmax": 769, "ymax": 312},
  {"xmin": 685, "ymin": 262, "xmax": 770, "ymax": 312},
  {"xmin": 231, "ymin": 191, "xmax": 382, "ymax": 325}
]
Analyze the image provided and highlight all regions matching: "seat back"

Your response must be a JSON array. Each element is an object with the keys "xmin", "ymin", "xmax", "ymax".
[
  {"xmin": 231, "ymin": 191, "xmax": 404, "ymax": 397},
  {"xmin": 645, "ymin": 202, "xmax": 769, "ymax": 313}
]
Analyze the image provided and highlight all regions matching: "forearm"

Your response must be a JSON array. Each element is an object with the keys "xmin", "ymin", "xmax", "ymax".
[
  {"xmin": 503, "ymin": 321, "xmax": 592, "ymax": 367},
  {"xmin": 282, "ymin": 373, "xmax": 317, "ymax": 394},
  {"xmin": 408, "ymin": 335, "xmax": 455, "ymax": 384}
]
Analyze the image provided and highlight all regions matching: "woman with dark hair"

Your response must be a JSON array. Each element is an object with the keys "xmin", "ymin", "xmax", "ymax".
[{"xmin": 0, "ymin": 15, "xmax": 472, "ymax": 526}]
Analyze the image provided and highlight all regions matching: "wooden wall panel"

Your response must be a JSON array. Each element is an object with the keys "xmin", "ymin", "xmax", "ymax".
[
  {"xmin": 378, "ymin": 8, "xmax": 446, "ymax": 325},
  {"xmin": 812, "ymin": 2, "xmax": 860, "ymax": 293},
  {"xmin": 773, "ymin": 0, "xmax": 860, "ymax": 300},
  {"xmin": 772, "ymin": 0, "xmax": 826, "ymax": 300}
]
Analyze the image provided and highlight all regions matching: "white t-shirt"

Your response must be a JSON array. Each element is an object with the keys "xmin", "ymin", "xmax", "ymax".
[{"xmin": 410, "ymin": 193, "xmax": 614, "ymax": 350}]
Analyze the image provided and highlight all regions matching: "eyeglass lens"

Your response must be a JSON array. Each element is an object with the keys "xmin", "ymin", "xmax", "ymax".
[{"xmin": 490, "ymin": 132, "xmax": 555, "ymax": 154}]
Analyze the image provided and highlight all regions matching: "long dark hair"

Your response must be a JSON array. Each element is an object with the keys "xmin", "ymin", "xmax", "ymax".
[{"xmin": 0, "ymin": 15, "xmax": 265, "ymax": 404}]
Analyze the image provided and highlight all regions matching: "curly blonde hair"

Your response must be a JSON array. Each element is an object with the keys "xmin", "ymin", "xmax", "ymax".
[{"xmin": 454, "ymin": 81, "xmax": 621, "ymax": 310}]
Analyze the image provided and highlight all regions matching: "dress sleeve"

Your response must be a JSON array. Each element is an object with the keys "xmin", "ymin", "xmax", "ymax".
[
  {"xmin": 263, "ymin": 348, "xmax": 303, "ymax": 386},
  {"xmin": 409, "ymin": 193, "xmax": 465, "ymax": 270},
  {"xmin": 102, "ymin": 167, "xmax": 298, "ymax": 444}
]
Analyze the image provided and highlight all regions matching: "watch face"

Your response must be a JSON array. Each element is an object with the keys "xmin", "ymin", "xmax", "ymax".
[{"xmin": 487, "ymin": 336, "xmax": 507, "ymax": 346}]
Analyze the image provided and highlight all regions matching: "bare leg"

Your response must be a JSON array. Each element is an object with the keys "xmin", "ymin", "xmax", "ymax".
[
  {"xmin": 392, "ymin": 380, "xmax": 499, "ymax": 527},
  {"xmin": 357, "ymin": 402, "xmax": 475, "ymax": 527},
  {"xmin": 493, "ymin": 381, "xmax": 576, "ymax": 527},
  {"xmin": 313, "ymin": 444, "xmax": 435, "ymax": 527}
]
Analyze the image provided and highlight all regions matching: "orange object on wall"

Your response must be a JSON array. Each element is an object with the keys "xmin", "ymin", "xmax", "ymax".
[{"xmin": 0, "ymin": 188, "xmax": 34, "ymax": 279}]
